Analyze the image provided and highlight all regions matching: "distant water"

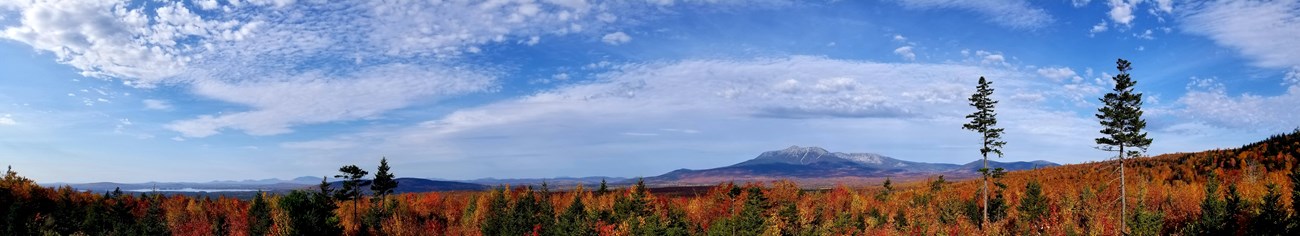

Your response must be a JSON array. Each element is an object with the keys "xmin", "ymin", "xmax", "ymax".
[{"xmin": 127, "ymin": 188, "xmax": 259, "ymax": 192}]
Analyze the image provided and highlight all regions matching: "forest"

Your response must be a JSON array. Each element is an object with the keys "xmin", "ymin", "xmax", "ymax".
[{"xmin": 0, "ymin": 129, "xmax": 1298, "ymax": 235}]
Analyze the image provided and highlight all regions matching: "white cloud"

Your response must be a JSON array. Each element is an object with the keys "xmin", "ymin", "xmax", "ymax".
[
  {"xmin": 1090, "ymin": 21, "xmax": 1109, "ymax": 35},
  {"xmin": 197, "ymin": 0, "xmax": 220, "ymax": 10},
  {"xmin": 893, "ymin": 46, "xmax": 916, "ymax": 61},
  {"xmin": 166, "ymin": 64, "xmax": 493, "ymax": 137},
  {"xmin": 1135, "ymin": 29, "xmax": 1154, "ymax": 40},
  {"xmin": 893, "ymin": 0, "xmax": 1054, "ymax": 29},
  {"xmin": 1107, "ymin": 0, "xmax": 1137, "ymax": 25},
  {"xmin": 0, "ymin": 114, "xmax": 15, "ymax": 125},
  {"xmin": 142, "ymin": 99, "xmax": 171, "ymax": 110},
  {"xmin": 601, "ymin": 31, "xmax": 632, "ymax": 45},
  {"xmin": 281, "ymin": 140, "xmax": 359, "ymax": 150},
  {"xmin": 1182, "ymin": 0, "xmax": 1300, "ymax": 69},
  {"xmin": 975, "ymin": 50, "xmax": 1008, "ymax": 66},
  {"xmin": 1072, "ymin": 0, "xmax": 1092, "ymax": 8},
  {"xmin": 892, "ymin": 34, "xmax": 907, "ymax": 42},
  {"xmin": 0, "ymin": 0, "xmax": 786, "ymax": 138},
  {"xmin": 1153, "ymin": 0, "xmax": 1173, "ymax": 14},
  {"xmin": 1036, "ymin": 66, "xmax": 1082, "ymax": 83},
  {"xmin": 1178, "ymin": 81, "xmax": 1300, "ymax": 130}
]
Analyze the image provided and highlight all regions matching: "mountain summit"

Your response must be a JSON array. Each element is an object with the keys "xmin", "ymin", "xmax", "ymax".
[{"xmin": 647, "ymin": 146, "xmax": 1058, "ymax": 186}]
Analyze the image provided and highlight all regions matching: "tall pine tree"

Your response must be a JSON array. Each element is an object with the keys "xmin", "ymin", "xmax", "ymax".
[
  {"xmin": 963, "ymin": 76, "xmax": 1006, "ymax": 228},
  {"xmin": 334, "ymin": 165, "xmax": 368, "ymax": 231},
  {"xmin": 1095, "ymin": 58, "xmax": 1152, "ymax": 229}
]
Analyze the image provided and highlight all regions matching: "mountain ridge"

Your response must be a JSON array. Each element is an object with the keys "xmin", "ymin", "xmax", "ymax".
[{"xmin": 645, "ymin": 145, "xmax": 1058, "ymax": 186}]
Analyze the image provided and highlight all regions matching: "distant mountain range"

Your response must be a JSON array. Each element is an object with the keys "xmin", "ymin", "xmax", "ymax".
[
  {"xmin": 48, "ymin": 145, "xmax": 1057, "ymax": 193},
  {"xmin": 645, "ymin": 146, "xmax": 1058, "ymax": 186}
]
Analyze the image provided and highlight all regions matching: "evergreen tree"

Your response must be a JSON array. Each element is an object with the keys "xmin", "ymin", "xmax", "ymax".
[
  {"xmin": 1095, "ymin": 58, "xmax": 1153, "ymax": 227},
  {"xmin": 1290, "ymin": 164, "xmax": 1300, "ymax": 232},
  {"xmin": 1251, "ymin": 183, "xmax": 1287, "ymax": 236},
  {"xmin": 248, "ymin": 191, "xmax": 272, "ymax": 236},
  {"xmin": 280, "ymin": 190, "xmax": 342, "ymax": 236},
  {"xmin": 1224, "ymin": 182, "xmax": 1243, "ymax": 234},
  {"xmin": 613, "ymin": 178, "xmax": 649, "ymax": 221},
  {"xmin": 735, "ymin": 187, "xmax": 768, "ymax": 235},
  {"xmin": 963, "ymin": 76, "xmax": 1006, "ymax": 228},
  {"xmin": 1127, "ymin": 202, "xmax": 1164, "ymax": 236},
  {"xmin": 555, "ymin": 193, "xmax": 594, "ymax": 236},
  {"xmin": 135, "ymin": 194, "xmax": 168, "ymax": 235},
  {"xmin": 334, "ymin": 164, "xmax": 368, "ymax": 229},
  {"xmin": 876, "ymin": 177, "xmax": 894, "ymax": 201},
  {"xmin": 1018, "ymin": 180, "xmax": 1049, "ymax": 232},
  {"xmin": 1194, "ymin": 175, "xmax": 1227, "ymax": 235},
  {"xmin": 370, "ymin": 157, "xmax": 397, "ymax": 202},
  {"xmin": 597, "ymin": 178, "xmax": 609, "ymax": 196},
  {"xmin": 481, "ymin": 187, "xmax": 516, "ymax": 236}
]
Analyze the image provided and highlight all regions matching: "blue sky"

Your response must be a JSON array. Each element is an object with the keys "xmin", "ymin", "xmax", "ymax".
[{"xmin": 1, "ymin": 0, "xmax": 1297, "ymax": 183}]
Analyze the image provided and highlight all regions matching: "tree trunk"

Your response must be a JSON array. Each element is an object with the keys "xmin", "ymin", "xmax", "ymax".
[
  {"xmin": 1120, "ymin": 144, "xmax": 1126, "ymax": 234},
  {"xmin": 982, "ymin": 138, "xmax": 989, "ymax": 229}
]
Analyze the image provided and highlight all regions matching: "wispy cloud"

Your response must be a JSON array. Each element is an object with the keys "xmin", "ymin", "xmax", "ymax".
[
  {"xmin": 0, "ymin": 114, "xmax": 15, "ymax": 125},
  {"xmin": 1181, "ymin": 0, "xmax": 1300, "ymax": 69},
  {"xmin": 142, "ymin": 99, "xmax": 171, "ymax": 110},
  {"xmin": 892, "ymin": 0, "xmax": 1054, "ymax": 29},
  {"xmin": 0, "ymin": 0, "xmax": 787, "ymax": 138}
]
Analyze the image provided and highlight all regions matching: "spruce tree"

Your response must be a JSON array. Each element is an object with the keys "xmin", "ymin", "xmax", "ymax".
[
  {"xmin": 371, "ymin": 157, "xmax": 397, "ymax": 202},
  {"xmin": 248, "ymin": 191, "xmax": 272, "ymax": 236},
  {"xmin": 556, "ymin": 192, "xmax": 594, "ymax": 236},
  {"xmin": 1290, "ymin": 165, "xmax": 1300, "ymax": 232},
  {"xmin": 597, "ymin": 178, "xmax": 609, "ymax": 196},
  {"xmin": 1224, "ymin": 183, "xmax": 1243, "ymax": 234},
  {"xmin": 1195, "ymin": 174, "xmax": 1227, "ymax": 235},
  {"xmin": 1018, "ymin": 180, "xmax": 1049, "ymax": 231},
  {"xmin": 1252, "ymin": 183, "xmax": 1287, "ymax": 235},
  {"xmin": 963, "ymin": 76, "xmax": 1006, "ymax": 228},
  {"xmin": 1095, "ymin": 58, "xmax": 1152, "ymax": 227}
]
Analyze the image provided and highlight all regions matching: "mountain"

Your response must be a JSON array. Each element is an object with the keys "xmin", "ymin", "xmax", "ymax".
[
  {"xmin": 465, "ymin": 176, "xmax": 629, "ymax": 188},
  {"xmin": 646, "ymin": 145, "xmax": 1057, "ymax": 186},
  {"xmin": 392, "ymin": 178, "xmax": 488, "ymax": 192}
]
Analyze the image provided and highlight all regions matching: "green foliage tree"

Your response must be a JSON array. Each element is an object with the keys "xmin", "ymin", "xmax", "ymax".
[
  {"xmin": 613, "ymin": 178, "xmax": 650, "ymax": 221},
  {"xmin": 511, "ymin": 187, "xmax": 553, "ymax": 236},
  {"xmin": 1018, "ymin": 179, "xmax": 1049, "ymax": 232},
  {"xmin": 1193, "ymin": 174, "xmax": 1227, "ymax": 235},
  {"xmin": 248, "ymin": 191, "xmax": 272, "ymax": 236},
  {"xmin": 736, "ymin": 187, "xmax": 768, "ymax": 235},
  {"xmin": 371, "ymin": 157, "xmax": 398, "ymax": 201},
  {"xmin": 963, "ymin": 76, "xmax": 1006, "ymax": 228},
  {"xmin": 480, "ymin": 187, "xmax": 515, "ymax": 236},
  {"xmin": 1290, "ymin": 165, "xmax": 1300, "ymax": 232},
  {"xmin": 367, "ymin": 157, "xmax": 398, "ymax": 234},
  {"xmin": 1224, "ymin": 182, "xmax": 1243, "ymax": 234},
  {"xmin": 875, "ymin": 177, "xmax": 894, "ymax": 201},
  {"xmin": 280, "ymin": 189, "xmax": 342, "ymax": 236},
  {"xmin": 334, "ymin": 164, "xmax": 368, "ymax": 229},
  {"xmin": 597, "ymin": 178, "xmax": 609, "ymax": 196},
  {"xmin": 1095, "ymin": 58, "xmax": 1153, "ymax": 227},
  {"xmin": 1127, "ymin": 202, "xmax": 1164, "ymax": 236},
  {"xmin": 554, "ymin": 193, "xmax": 594, "ymax": 236},
  {"xmin": 1251, "ymin": 183, "xmax": 1287, "ymax": 236},
  {"xmin": 135, "ymin": 194, "xmax": 168, "ymax": 235}
]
